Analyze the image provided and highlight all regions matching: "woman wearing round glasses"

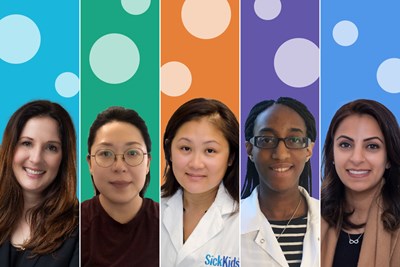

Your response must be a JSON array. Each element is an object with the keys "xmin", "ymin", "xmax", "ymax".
[
  {"xmin": 81, "ymin": 107, "xmax": 159, "ymax": 266},
  {"xmin": 241, "ymin": 97, "xmax": 319, "ymax": 266},
  {"xmin": 321, "ymin": 99, "xmax": 400, "ymax": 266}
]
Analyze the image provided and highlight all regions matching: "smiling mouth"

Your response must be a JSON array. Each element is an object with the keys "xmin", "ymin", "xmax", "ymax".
[
  {"xmin": 272, "ymin": 167, "xmax": 291, "ymax": 173},
  {"xmin": 347, "ymin": 169, "xmax": 370, "ymax": 175},
  {"xmin": 24, "ymin": 167, "xmax": 45, "ymax": 175}
]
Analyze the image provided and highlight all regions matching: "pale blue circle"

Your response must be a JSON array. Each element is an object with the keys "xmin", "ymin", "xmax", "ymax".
[
  {"xmin": 0, "ymin": 14, "xmax": 41, "ymax": 64},
  {"xmin": 121, "ymin": 0, "xmax": 151, "ymax": 15},
  {"xmin": 254, "ymin": 0, "xmax": 282, "ymax": 21},
  {"xmin": 55, "ymin": 72, "xmax": 80, "ymax": 98},
  {"xmin": 332, "ymin": 20, "xmax": 358, "ymax": 46},
  {"xmin": 377, "ymin": 58, "xmax": 400, "ymax": 93},
  {"xmin": 89, "ymin": 33, "xmax": 140, "ymax": 84}
]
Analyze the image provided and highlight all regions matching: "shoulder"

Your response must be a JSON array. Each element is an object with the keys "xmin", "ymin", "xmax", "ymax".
[
  {"xmin": 142, "ymin": 198, "xmax": 159, "ymax": 220},
  {"xmin": 81, "ymin": 196, "xmax": 100, "ymax": 232}
]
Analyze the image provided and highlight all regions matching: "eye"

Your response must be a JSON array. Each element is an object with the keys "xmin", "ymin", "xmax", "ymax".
[
  {"xmin": 97, "ymin": 150, "xmax": 114, "ymax": 158},
  {"xmin": 126, "ymin": 149, "xmax": 140, "ymax": 157},
  {"xmin": 206, "ymin": 148, "xmax": 216, "ymax": 154},
  {"xmin": 367, "ymin": 143, "xmax": 380, "ymax": 150},
  {"xmin": 46, "ymin": 144, "xmax": 59, "ymax": 152},
  {"xmin": 258, "ymin": 136, "xmax": 275, "ymax": 144},
  {"xmin": 180, "ymin": 146, "xmax": 191, "ymax": 152},
  {"xmin": 287, "ymin": 137, "xmax": 302, "ymax": 144},
  {"xmin": 20, "ymin": 140, "xmax": 32, "ymax": 147},
  {"xmin": 339, "ymin": 142, "xmax": 351, "ymax": 149}
]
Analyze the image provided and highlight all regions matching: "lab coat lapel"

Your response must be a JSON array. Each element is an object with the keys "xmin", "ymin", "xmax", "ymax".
[
  {"xmin": 163, "ymin": 191, "xmax": 184, "ymax": 254},
  {"xmin": 177, "ymin": 205, "xmax": 224, "ymax": 264}
]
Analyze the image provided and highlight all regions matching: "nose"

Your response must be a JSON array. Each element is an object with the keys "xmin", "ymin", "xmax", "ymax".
[
  {"xmin": 111, "ymin": 154, "xmax": 127, "ymax": 172},
  {"xmin": 349, "ymin": 145, "xmax": 365, "ymax": 165},
  {"xmin": 188, "ymin": 152, "xmax": 205, "ymax": 169},
  {"xmin": 29, "ymin": 146, "xmax": 43, "ymax": 164},
  {"xmin": 271, "ymin": 139, "xmax": 290, "ymax": 160}
]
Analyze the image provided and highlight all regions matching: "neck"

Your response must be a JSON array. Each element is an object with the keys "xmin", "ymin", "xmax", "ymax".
[
  {"xmin": 258, "ymin": 185, "xmax": 305, "ymax": 220},
  {"xmin": 99, "ymin": 194, "xmax": 143, "ymax": 224},
  {"xmin": 344, "ymin": 185, "xmax": 381, "ymax": 227},
  {"xmin": 183, "ymin": 185, "xmax": 219, "ymax": 213}
]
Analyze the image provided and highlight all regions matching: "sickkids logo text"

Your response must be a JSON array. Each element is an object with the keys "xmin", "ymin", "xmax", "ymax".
[{"xmin": 204, "ymin": 254, "xmax": 240, "ymax": 267}]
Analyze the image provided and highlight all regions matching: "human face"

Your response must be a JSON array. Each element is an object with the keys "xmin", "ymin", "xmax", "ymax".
[
  {"xmin": 170, "ymin": 116, "xmax": 231, "ymax": 195},
  {"xmin": 88, "ymin": 121, "xmax": 150, "ymax": 205},
  {"xmin": 13, "ymin": 117, "xmax": 62, "ymax": 197},
  {"xmin": 246, "ymin": 104, "xmax": 314, "ymax": 194},
  {"xmin": 333, "ymin": 114, "xmax": 389, "ymax": 194}
]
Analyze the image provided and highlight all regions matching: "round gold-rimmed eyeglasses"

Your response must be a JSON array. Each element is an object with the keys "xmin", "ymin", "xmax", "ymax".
[{"xmin": 89, "ymin": 148, "xmax": 148, "ymax": 168}]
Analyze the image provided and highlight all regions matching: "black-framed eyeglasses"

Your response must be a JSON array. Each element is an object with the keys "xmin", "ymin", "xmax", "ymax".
[
  {"xmin": 89, "ymin": 148, "xmax": 148, "ymax": 168},
  {"xmin": 249, "ymin": 136, "xmax": 311, "ymax": 149}
]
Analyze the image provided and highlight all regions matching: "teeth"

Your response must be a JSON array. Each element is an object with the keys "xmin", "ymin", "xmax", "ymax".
[
  {"xmin": 349, "ymin": 170, "xmax": 369, "ymax": 175},
  {"xmin": 25, "ymin": 168, "xmax": 45, "ymax": 175},
  {"xmin": 273, "ymin": 167, "xmax": 290, "ymax": 172}
]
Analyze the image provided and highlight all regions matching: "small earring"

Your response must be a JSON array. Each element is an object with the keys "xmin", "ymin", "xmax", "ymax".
[
  {"xmin": 249, "ymin": 155, "xmax": 253, "ymax": 160},
  {"xmin": 332, "ymin": 161, "xmax": 335, "ymax": 165}
]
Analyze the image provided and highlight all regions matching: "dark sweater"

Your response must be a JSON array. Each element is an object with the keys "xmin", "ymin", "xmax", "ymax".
[{"xmin": 81, "ymin": 196, "xmax": 159, "ymax": 267}]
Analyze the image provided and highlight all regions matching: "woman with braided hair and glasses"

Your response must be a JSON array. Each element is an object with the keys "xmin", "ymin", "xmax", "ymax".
[{"xmin": 241, "ymin": 97, "xmax": 319, "ymax": 267}]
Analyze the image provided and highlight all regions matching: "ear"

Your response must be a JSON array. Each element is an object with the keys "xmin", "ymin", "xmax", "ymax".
[
  {"xmin": 228, "ymin": 153, "xmax": 235, "ymax": 166},
  {"xmin": 245, "ymin": 141, "xmax": 254, "ymax": 162},
  {"xmin": 86, "ymin": 155, "xmax": 93, "ymax": 175},
  {"xmin": 146, "ymin": 155, "xmax": 151, "ymax": 174},
  {"xmin": 305, "ymin": 142, "xmax": 315, "ymax": 162},
  {"xmin": 386, "ymin": 161, "xmax": 391, "ymax": 169}
]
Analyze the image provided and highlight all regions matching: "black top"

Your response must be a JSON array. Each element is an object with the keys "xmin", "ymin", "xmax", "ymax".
[
  {"xmin": 333, "ymin": 230, "xmax": 364, "ymax": 267},
  {"xmin": 269, "ymin": 216, "xmax": 308, "ymax": 267},
  {"xmin": 81, "ymin": 196, "xmax": 159, "ymax": 267},
  {"xmin": 0, "ymin": 227, "xmax": 79, "ymax": 267}
]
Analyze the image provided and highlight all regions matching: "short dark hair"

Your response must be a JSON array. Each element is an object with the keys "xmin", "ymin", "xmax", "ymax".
[
  {"xmin": 87, "ymin": 106, "xmax": 152, "ymax": 198},
  {"xmin": 241, "ymin": 97, "xmax": 316, "ymax": 198},
  {"xmin": 321, "ymin": 99, "xmax": 400, "ymax": 231},
  {"xmin": 161, "ymin": 98, "xmax": 239, "ymax": 206}
]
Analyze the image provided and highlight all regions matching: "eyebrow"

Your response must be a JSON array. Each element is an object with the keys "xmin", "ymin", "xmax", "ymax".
[
  {"xmin": 96, "ymin": 141, "xmax": 143, "ymax": 147},
  {"xmin": 19, "ymin": 136, "xmax": 62, "ymax": 145},
  {"xmin": 176, "ymin": 137, "xmax": 222, "ymax": 145},
  {"xmin": 336, "ymin": 135, "xmax": 384, "ymax": 143},
  {"xmin": 258, "ymin": 127, "xmax": 304, "ymax": 135}
]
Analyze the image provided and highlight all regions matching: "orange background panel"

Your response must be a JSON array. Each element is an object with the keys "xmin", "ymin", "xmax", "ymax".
[{"xmin": 161, "ymin": 0, "xmax": 239, "ymax": 184}]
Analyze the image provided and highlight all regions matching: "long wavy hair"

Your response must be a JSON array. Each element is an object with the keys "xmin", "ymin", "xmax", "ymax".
[
  {"xmin": 87, "ymin": 106, "xmax": 152, "ymax": 198},
  {"xmin": 321, "ymin": 99, "xmax": 400, "ymax": 231},
  {"xmin": 161, "ymin": 98, "xmax": 239, "ymax": 208},
  {"xmin": 0, "ymin": 100, "xmax": 78, "ymax": 255},
  {"xmin": 241, "ymin": 97, "xmax": 317, "ymax": 199}
]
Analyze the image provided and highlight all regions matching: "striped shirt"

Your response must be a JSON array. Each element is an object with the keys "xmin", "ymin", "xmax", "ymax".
[{"xmin": 269, "ymin": 216, "xmax": 308, "ymax": 267}]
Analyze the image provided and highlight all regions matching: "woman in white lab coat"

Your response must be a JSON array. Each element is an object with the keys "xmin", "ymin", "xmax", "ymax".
[
  {"xmin": 161, "ymin": 98, "xmax": 239, "ymax": 267},
  {"xmin": 241, "ymin": 97, "xmax": 319, "ymax": 267}
]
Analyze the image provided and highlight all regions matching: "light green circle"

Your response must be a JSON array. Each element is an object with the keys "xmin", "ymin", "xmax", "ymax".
[
  {"xmin": 121, "ymin": 0, "xmax": 151, "ymax": 15},
  {"xmin": 89, "ymin": 33, "xmax": 140, "ymax": 84}
]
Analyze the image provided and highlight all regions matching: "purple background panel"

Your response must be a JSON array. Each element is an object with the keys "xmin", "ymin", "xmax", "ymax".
[{"xmin": 241, "ymin": 0, "xmax": 320, "ymax": 199}]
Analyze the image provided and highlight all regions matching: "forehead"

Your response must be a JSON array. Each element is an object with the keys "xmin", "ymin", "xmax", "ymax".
[
  {"xmin": 253, "ymin": 104, "xmax": 306, "ymax": 134},
  {"xmin": 174, "ymin": 116, "xmax": 227, "ymax": 141},
  {"xmin": 335, "ymin": 114, "xmax": 383, "ymax": 138},
  {"xmin": 93, "ymin": 121, "xmax": 144, "ymax": 144},
  {"xmin": 21, "ymin": 116, "xmax": 60, "ymax": 139}
]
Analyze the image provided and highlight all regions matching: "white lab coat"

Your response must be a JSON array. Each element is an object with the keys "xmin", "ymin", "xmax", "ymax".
[
  {"xmin": 241, "ymin": 186, "xmax": 320, "ymax": 267},
  {"xmin": 161, "ymin": 183, "xmax": 240, "ymax": 267}
]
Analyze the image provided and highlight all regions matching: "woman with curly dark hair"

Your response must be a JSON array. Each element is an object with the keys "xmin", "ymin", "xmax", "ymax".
[
  {"xmin": 0, "ymin": 100, "xmax": 78, "ymax": 266},
  {"xmin": 321, "ymin": 99, "xmax": 400, "ymax": 266}
]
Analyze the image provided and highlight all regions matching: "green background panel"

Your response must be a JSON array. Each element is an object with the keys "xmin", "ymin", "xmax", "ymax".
[{"xmin": 81, "ymin": 1, "xmax": 159, "ymax": 202}]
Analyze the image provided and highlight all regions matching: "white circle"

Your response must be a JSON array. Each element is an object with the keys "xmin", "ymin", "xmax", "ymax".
[
  {"xmin": 0, "ymin": 14, "xmax": 41, "ymax": 64},
  {"xmin": 377, "ymin": 58, "xmax": 400, "ymax": 93},
  {"xmin": 55, "ymin": 72, "xmax": 80, "ymax": 98},
  {"xmin": 161, "ymin": 61, "xmax": 192, "ymax": 97},
  {"xmin": 182, "ymin": 0, "xmax": 231, "ymax": 39},
  {"xmin": 89, "ymin": 33, "xmax": 140, "ymax": 84},
  {"xmin": 333, "ymin": 20, "xmax": 358, "ymax": 47},
  {"xmin": 254, "ymin": 0, "xmax": 282, "ymax": 21},
  {"xmin": 121, "ymin": 0, "xmax": 151, "ymax": 15},
  {"xmin": 274, "ymin": 38, "xmax": 319, "ymax": 88}
]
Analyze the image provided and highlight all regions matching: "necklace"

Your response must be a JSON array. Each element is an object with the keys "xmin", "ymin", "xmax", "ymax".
[
  {"xmin": 348, "ymin": 232, "xmax": 363, "ymax": 245},
  {"xmin": 276, "ymin": 196, "xmax": 302, "ymax": 240}
]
